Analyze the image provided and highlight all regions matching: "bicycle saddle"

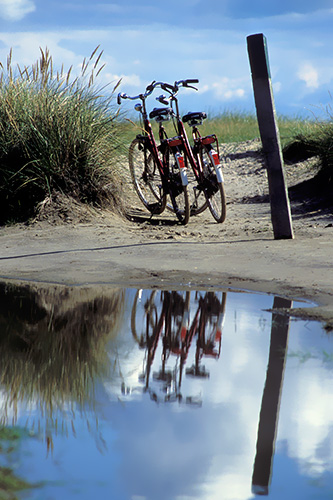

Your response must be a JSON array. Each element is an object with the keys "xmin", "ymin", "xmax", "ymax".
[
  {"xmin": 149, "ymin": 107, "xmax": 173, "ymax": 122},
  {"xmin": 182, "ymin": 111, "xmax": 207, "ymax": 125}
]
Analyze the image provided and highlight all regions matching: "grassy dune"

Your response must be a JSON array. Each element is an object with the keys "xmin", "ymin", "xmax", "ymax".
[{"xmin": 0, "ymin": 47, "xmax": 127, "ymax": 224}]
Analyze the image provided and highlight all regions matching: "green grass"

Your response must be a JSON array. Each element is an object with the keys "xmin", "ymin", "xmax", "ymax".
[
  {"xmin": 0, "ymin": 47, "xmax": 127, "ymax": 225},
  {"xmin": 282, "ymin": 113, "xmax": 333, "ymax": 184}
]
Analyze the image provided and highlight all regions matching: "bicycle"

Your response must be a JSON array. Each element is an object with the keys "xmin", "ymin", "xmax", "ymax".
[
  {"xmin": 117, "ymin": 82, "xmax": 190, "ymax": 224},
  {"xmin": 154, "ymin": 79, "xmax": 227, "ymax": 223}
]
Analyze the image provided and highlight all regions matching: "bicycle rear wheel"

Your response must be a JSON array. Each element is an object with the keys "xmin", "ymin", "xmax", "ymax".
[
  {"xmin": 131, "ymin": 289, "xmax": 159, "ymax": 347},
  {"xmin": 200, "ymin": 146, "xmax": 226, "ymax": 223},
  {"xmin": 128, "ymin": 138, "xmax": 167, "ymax": 214},
  {"xmin": 167, "ymin": 149, "xmax": 190, "ymax": 225}
]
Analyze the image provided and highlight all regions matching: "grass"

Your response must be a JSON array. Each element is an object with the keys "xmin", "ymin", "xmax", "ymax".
[
  {"xmin": 0, "ymin": 427, "xmax": 36, "ymax": 496},
  {"xmin": 282, "ymin": 109, "xmax": 333, "ymax": 185},
  {"xmin": 0, "ymin": 47, "xmax": 127, "ymax": 225}
]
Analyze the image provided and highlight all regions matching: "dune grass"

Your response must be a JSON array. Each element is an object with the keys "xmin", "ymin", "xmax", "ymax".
[
  {"xmin": 0, "ymin": 47, "xmax": 127, "ymax": 225},
  {"xmin": 281, "ymin": 110, "xmax": 333, "ymax": 185}
]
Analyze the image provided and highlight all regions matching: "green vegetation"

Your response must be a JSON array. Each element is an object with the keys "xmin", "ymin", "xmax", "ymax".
[
  {"xmin": 282, "ymin": 112, "xmax": 333, "ymax": 185},
  {"xmin": 0, "ymin": 47, "xmax": 127, "ymax": 225},
  {"xmin": 0, "ymin": 282, "xmax": 125, "ymax": 442},
  {"xmin": 0, "ymin": 427, "xmax": 36, "ymax": 498}
]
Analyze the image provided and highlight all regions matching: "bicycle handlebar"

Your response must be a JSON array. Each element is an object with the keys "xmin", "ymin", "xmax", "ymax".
[
  {"xmin": 117, "ymin": 78, "xmax": 200, "ymax": 104},
  {"xmin": 174, "ymin": 79, "xmax": 199, "ymax": 91},
  {"xmin": 117, "ymin": 80, "xmax": 168, "ymax": 105}
]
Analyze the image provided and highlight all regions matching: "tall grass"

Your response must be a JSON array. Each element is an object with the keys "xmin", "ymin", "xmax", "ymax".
[
  {"xmin": 0, "ymin": 47, "xmax": 126, "ymax": 225},
  {"xmin": 282, "ymin": 108, "xmax": 333, "ymax": 185}
]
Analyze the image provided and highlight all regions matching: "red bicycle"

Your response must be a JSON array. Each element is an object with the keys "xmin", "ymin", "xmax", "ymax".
[
  {"xmin": 118, "ymin": 82, "xmax": 190, "ymax": 224},
  {"xmin": 154, "ymin": 79, "xmax": 227, "ymax": 223}
]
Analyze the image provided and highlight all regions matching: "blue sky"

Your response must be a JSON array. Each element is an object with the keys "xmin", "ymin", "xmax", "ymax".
[{"xmin": 1, "ymin": 0, "xmax": 333, "ymax": 117}]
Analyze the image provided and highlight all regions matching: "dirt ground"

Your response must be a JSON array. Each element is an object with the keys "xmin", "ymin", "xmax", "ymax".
[{"xmin": 0, "ymin": 139, "xmax": 332, "ymax": 328}]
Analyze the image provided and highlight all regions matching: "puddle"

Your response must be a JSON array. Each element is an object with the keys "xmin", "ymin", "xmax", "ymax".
[{"xmin": 0, "ymin": 282, "xmax": 332, "ymax": 499}]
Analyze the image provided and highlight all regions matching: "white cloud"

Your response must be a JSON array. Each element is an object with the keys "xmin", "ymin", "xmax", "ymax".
[
  {"xmin": 297, "ymin": 63, "xmax": 319, "ymax": 88},
  {"xmin": 273, "ymin": 81, "xmax": 282, "ymax": 93},
  {"xmin": 224, "ymin": 88, "xmax": 245, "ymax": 99},
  {"xmin": 0, "ymin": 0, "xmax": 35, "ymax": 21},
  {"xmin": 105, "ymin": 72, "xmax": 141, "ymax": 88},
  {"xmin": 211, "ymin": 78, "xmax": 246, "ymax": 101}
]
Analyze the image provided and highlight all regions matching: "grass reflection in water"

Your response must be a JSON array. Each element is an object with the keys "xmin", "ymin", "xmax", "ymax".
[{"xmin": 0, "ymin": 282, "xmax": 125, "ymax": 450}]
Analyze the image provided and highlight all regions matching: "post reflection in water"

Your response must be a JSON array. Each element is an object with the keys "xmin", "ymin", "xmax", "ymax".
[
  {"xmin": 0, "ymin": 282, "xmax": 332, "ymax": 499},
  {"xmin": 252, "ymin": 296, "xmax": 292, "ymax": 495}
]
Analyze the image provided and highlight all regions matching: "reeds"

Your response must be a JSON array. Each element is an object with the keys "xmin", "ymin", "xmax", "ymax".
[{"xmin": 0, "ymin": 47, "xmax": 126, "ymax": 224}]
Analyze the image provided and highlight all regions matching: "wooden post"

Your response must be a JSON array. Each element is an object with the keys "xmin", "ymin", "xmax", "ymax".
[
  {"xmin": 247, "ymin": 33, "xmax": 294, "ymax": 240},
  {"xmin": 252, "ymin": 296, "xmax": 292, "ymax": 494}
]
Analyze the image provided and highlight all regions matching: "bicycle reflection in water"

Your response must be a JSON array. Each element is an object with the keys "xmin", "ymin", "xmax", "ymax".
[{"xmin": 126, "ymin": 289, "xmax": 227, "ymax": 405}]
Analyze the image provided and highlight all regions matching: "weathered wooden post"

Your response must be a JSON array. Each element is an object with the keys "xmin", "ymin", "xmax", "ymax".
[
  {"xmin": 247, "ymin": 33, "xmax": 294, "ymax": 240},
  {"xmin": 252, "ymin": 296, "xmax": 292, "ymax": 494}
]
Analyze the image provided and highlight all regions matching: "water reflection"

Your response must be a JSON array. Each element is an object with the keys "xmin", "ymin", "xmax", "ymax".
[
  {"xmin": 0, "ymin": 282, "xmax": 125, "ymax": 442},
  {"xmin": 0, "ymin": 283, "xmax": 331, "ymax": 499},
  {"xmin": 252, "ymin": 297, "xmax": 291, "ymax": 495},
  {"xmin": 127, "ymin": 290, "xmax": 226, "ymax": 405}
]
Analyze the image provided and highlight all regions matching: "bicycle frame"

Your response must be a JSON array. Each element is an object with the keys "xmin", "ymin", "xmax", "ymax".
[
  {"xmin": 160, "ymin": 82, "xmax": 223, "ymax": 185},
  {"xmin": 132, "ymin": 93, "xmax": 169, "ymax": 192},
  {"xmin": 167, "ymin": 90, "xmax": 203, "ymax": 182}
]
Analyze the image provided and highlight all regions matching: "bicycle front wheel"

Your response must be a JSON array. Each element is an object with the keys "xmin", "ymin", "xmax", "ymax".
[
  {"xmin": 167, "ymin": 149, "xmax": 190, "ymax": 225},
  {"xmin": 131, "ymin": 289, "xmax": 159, "ymax": 348},
  {"xmin": 200, "ymin": 146, "xmax": 226, "ymax": 223},
  {"xmin": 170, "ymin": 184, "xmax": 190, "ymax": 224},
  {"xmin": 128, "ymin": 138, "xmax": 167, "ymax": 214}
]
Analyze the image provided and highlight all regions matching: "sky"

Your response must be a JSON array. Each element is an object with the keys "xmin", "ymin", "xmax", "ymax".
[{"xmin": 1, "ymin": 0, "xmax": 333, "ymax": 118}]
